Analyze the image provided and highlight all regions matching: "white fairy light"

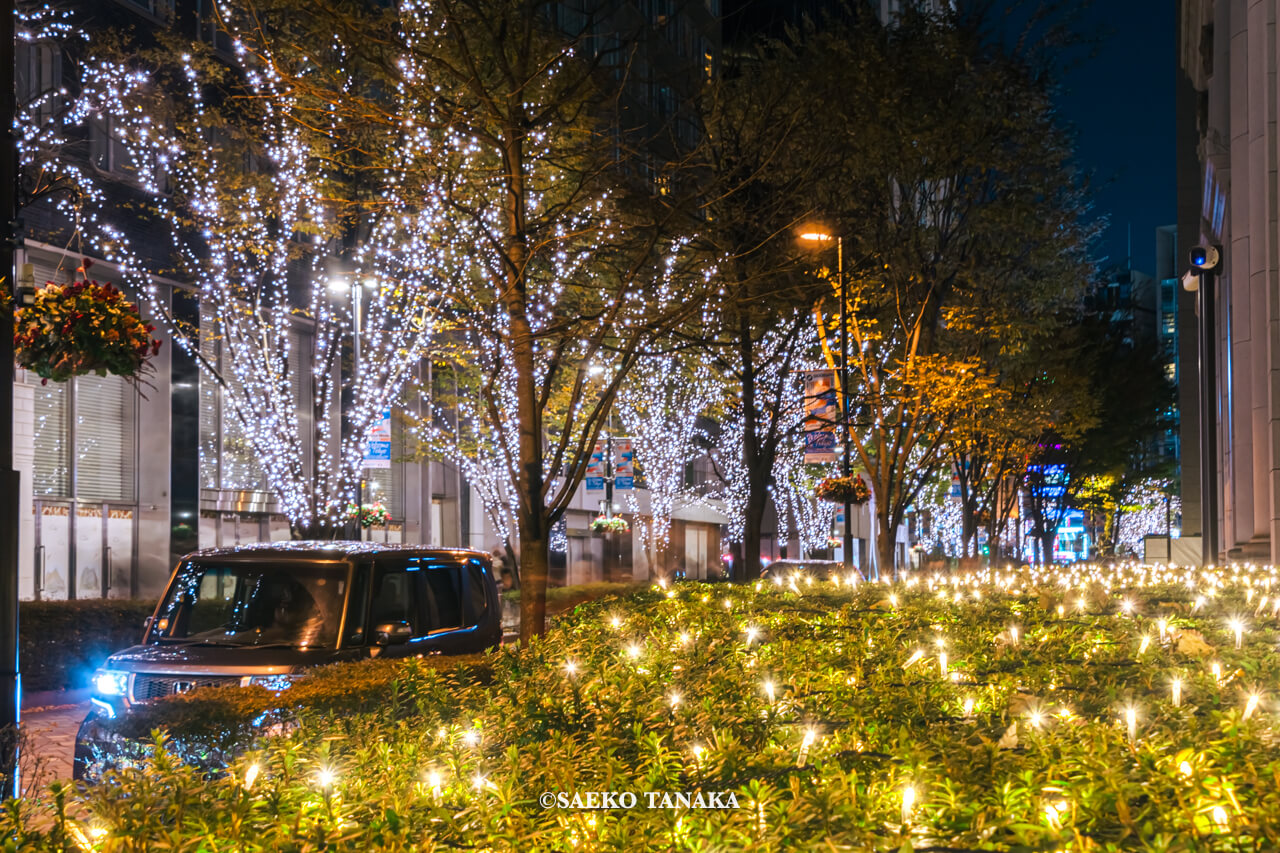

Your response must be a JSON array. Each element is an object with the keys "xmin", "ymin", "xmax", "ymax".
[
  {"xmin": 243, "ymin": 763, "xmax": 260, "ymax": 790},
  {"xmin": 901, "ymin": 786, "xmax": 917, "ymax": 825}
]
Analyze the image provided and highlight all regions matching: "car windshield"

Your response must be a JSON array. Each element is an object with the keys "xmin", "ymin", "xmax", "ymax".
[{"xmin": 151, "ymin": 560, "xmax": 348, "ymax": 649}]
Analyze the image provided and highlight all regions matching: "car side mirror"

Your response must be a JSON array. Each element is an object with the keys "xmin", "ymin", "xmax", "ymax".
[{"xmin": 373, "ymin": 621, "xmax": 413, "ymax": 646}]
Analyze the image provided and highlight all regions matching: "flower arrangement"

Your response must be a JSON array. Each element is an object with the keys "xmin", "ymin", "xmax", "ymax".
[
  {"xmin": 349, "ymin": 502, "xmax": 391, "ymax": 528},
  {"xmin": 815, "ymin": 474, "xmax": 871, "ymax": 505},
  {"xmin": 13, "ymin": 274, "xmax": 161, "ymax": 383},
  {"xmin": 591, "ymin": 515, "xmax": 630, "ymax": 534}
]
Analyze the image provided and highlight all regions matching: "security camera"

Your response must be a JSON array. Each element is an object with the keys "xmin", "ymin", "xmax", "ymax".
[{"xmin": 1189, "ymin": 245, "xmax": 1221, "ymax": 271}]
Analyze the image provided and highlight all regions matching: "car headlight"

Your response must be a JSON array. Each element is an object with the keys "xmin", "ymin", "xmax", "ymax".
[
  {"xmin": 245, "ymin": 674, "xmax": 301, "ymax": 691},
  {"xmin": 93, "ymin": 669, "xmax": 129, "ymax": 697}
]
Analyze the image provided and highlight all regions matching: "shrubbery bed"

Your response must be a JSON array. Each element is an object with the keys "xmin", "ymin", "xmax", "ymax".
[
  {"xmin": 20, "ymin": 600, "xmax": 155, "ymax": 693},
  {"xmin": 10, "ymin": 567, "xmax": 1280, "ymax": 850}
]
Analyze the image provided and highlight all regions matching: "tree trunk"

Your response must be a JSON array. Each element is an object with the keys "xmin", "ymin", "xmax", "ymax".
[
  {"xmin": 1038, "ymin": 530, "xmax": 1055, "ymax": 565},
  {"xmin": 741, "ymin": 486, "xmax": 768, "ymax": 582},
  {"xmin": 518, "ymin": 532, "xmax": 548, "ymax": 643},
  {"xmin": 876, "ymin": 510, "xmax": 896, "ymax": 581}
]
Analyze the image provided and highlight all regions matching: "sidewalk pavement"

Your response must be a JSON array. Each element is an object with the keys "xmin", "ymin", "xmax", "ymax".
[{"xmin": 20, "ymin": 689, "xmax": 89, "ymax": 796}]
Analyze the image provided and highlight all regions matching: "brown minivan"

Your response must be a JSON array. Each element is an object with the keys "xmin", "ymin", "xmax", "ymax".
[{"xmin": 76, "ymin": 542, "xmax": 501, "ymax": 776}]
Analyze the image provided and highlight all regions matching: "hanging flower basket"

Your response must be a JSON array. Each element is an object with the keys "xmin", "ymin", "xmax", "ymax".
[
  {"xmin": 347, "ymin": 502, "xmax": 391, "ymax": 528},
  {"xmin": 815, "ymin": 475, "xmax": 871, "ymax": 505},
  {"xmin": 13, "ymin": 277, "xmax": 161, "ymax": 383},
  {"xmin": 591, "ymin": 515, "xmax": 630, "ymax": 534}
]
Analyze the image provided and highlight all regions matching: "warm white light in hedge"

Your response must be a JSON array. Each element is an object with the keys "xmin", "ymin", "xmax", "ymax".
[
  {"xmin": 1138, "ymin": 635, "xmax": 1151, "ymax": 655},
  {"xmin": 471, "ymin": 773, "xmax": 489, "ymax": 791},
  {"xmin": 564, "ymin": 660, "xmax": 578, "ymax": 677},
  {"xmin": 609, "ymin": 616, "xmax": 622, "ymax": 629},
  {"xmin": 243, "ymin": 763, "xmax": 260, "ymax": 791},
  {"xmin": 1044, "ymin": 804, "xmax": 1061, "ymax": 830},
  {"xmin": 1229, "ymin": 618, "xmax": 1245, "ymax": 649},
  {"xmin": 938, "ymin": 652, "xmax": 948, "ymax": 677},
  {"xmin": 1212, "ymin": 805, "xmax": 1229, "ymax": 829},
  {"xmin": 723, "ymin": 598, "xmax": 733, "ymax": 610},
  {"xmin": 903, "ymin": 649, "xmax": 924, "ymax": 669},
  {"xmin": 1211, "ymin": 662, "xmax": 1223, "ymax": 683},
  {"xmin": 317, "ymin": 768, "xmax": 336, "ymax": 789},
  {"xmin": 1178, "ymin": 760, "xmax": 1193, "ymax": 778},
  {"xmin": 1121, "ymin": 598, "xmax": 1134, "ymax": 615},
  {"xmin": 1028, "ymin": 710, "xmax": 1044, "ymax": 729},
  {"xmin": 1056, "ymin": 605, "xmax": 1065, "ymax": 618},
  {"xmin": 463, "ymin": 729, "xmax": 481, "ymax": 747},
  {"xmin": 1156, "ymin": 619, "xmax": 1168, "ymax": 642},
  {"xmin": 1193, "ymin": 595, "xmax": 1206, "ymax": 611},
  {"xmin": 797, "ymin": 728, "xmax": 816, "ymax": 768},
  {"xmin": 745, "ymin": 626, "xmax": 760, "ymax": 645},
  {"xmin": 889, "ymin": 594, "xmax": 898, "ymax": 608},
  {"xmin": 669, "ymin": 691, "xmax": 682, "ymax": 709},
  {"xmin": 764, "ymin": 681, "xmax": 776, "ymax": 704},
  {"xmin": 1125, "ymin": 706, "xmax": 1137, "ymax": 743},
  {"xmin": 679, "ymin": 632, "xmax": 691, "ymax": 646},
  {"xmin": 901, "ymin": 786, "xmax": 916, "ymax": 824},
  {"xmin": 1244, "ymin": 692, "xmax": 1261, "ymax": 721},
  {"xmin": 963, "ymin": 697, "xmax": 975, "ymax": 717},
  {"xmin": 627, "ymin": 644, "xmax": 642, "ymax": 659},
  {"xmin": 773, "ymin": 575, "xmax": 783, "ymax": 587},
  {"xmin": 1171, "ymin": 677, "xmax": 1183, "ymax": 707}
]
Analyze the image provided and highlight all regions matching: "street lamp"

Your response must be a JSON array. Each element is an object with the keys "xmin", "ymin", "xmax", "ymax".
[
  {"xmin": 1183, "ymin": 245, "xmax": 1222, "ymax": 567},
  {"xmin": 329, "ymin": 275, "xmax": 377, "ymax": 538},
  {"xmin": 799, "ymin": 228, "xmax": 862, "ymax": 580}
]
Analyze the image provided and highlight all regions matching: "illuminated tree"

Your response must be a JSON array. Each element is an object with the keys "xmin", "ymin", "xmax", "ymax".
[
  {"xmin": 616, "ymin": 355, "xmax": 722, "ymax": 577},
  {"xmin": 75, "ymin": 21, "xmax": 443, "ymax": 537},
  {"xmin": 804, "ymin": 5, "xmax": 1094, "ymax": 576},
  {"xmin": 711, "ymin": 315, "xmax": 824, "ymax": 564}
]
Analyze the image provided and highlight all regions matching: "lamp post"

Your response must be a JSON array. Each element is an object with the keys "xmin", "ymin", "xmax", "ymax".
[
  {"xmin": 1183, "ymin": 245, "xmax": 1222, "ymax": 567},
  {"xmin": 0, "ymin": 0, "xmax": 22, "ymax": 796},
  {"xmin": 799, "ymin": 229, "xmax": 859, "ymax": 580}
]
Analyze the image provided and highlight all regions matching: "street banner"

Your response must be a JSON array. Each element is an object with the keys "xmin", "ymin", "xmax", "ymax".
[
  {"xmin": 363, "ymin": 409, "xmax": 392, "ymax": 469},
  {"xmin": 803, "ymin": 370, "xmax": 839, "ymax": 463},
  {"xmin": 585, "ymin": 441, "xmax": 605, "ymax": 490},
  {"xmin": 614, "ymin": 439, "xmax": 634, "ymax": 490}
]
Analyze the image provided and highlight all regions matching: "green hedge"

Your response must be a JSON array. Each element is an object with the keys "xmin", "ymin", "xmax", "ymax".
[
  {"xmin": 14, "ymin": 575, "xmax": 1280, "ymax": 849},
  {"xmin": 502, "ymin": 581, "xmax": 641, "ymax": 611},
  {"xmin": 20, "ymin": 599, "xmax": 155, "ymax": 693}
]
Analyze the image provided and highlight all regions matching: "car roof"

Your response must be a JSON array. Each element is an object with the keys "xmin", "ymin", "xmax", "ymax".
[{"xmin": 183, "ymin": 541, "xmax": 490, "ymax": 563}]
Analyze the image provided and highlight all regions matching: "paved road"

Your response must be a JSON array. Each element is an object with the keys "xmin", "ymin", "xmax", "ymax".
[{"xmin": 20, "ymin": 701, "xmax": 86, "ymax": 796}]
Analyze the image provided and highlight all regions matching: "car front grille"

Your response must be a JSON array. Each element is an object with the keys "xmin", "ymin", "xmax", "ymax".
[{"xmin": 132, "ymin": 674, "xmax": 241, "ymax": 702}]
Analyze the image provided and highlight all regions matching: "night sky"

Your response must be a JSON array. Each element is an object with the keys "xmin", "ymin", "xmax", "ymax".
[
  {"xmin": 720, "ymin": 0, "xmax": 1177, "ymax": 278},
  {"xmin": 1051, "ymin": 0, "xmax": 1175, "ymax": 277}
]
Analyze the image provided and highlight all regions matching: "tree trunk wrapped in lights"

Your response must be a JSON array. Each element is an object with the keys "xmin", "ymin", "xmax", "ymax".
[{"xmin": 616, "ymin": 355, "xmax": 723, "ymax": 577}]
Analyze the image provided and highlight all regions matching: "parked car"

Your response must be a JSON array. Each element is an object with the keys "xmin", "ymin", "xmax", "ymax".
[{"xmin": 75, "ymin": 542, "xmax": 501, "ymax": 777}]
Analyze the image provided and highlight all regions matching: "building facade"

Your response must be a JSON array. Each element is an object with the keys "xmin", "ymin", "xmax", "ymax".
[{"xmin": 1179, "ymin": 0, "xmax": 1280, "ymax": 562}]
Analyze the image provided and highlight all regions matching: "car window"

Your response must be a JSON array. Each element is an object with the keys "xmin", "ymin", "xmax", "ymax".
[
  {"xmin": 370, "ymin": 565, "xmax": 421, "ymax": 637},
  {"xmin": 424, "ymin": 566, "xmax": 462, "ymax": 631},
  {"xmin": 466, "ymin": 562, "xmax": 489, "ymax": 625}
]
